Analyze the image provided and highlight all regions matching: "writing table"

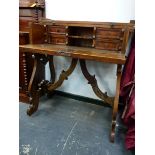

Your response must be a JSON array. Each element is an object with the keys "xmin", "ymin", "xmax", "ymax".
[{"xmin": 19, "ymin": 20, "xmax": 134, "ymax": 142}]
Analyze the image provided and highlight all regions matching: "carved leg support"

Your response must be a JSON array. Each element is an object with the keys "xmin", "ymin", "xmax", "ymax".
[
  {"xmin": 80, "ymin": 59, "xmax": 114, "ymax": 106},
  {"xmin": 80, "ymin": 59, "xmax": 122, "ymax": 142},
  {"xmin": 27, "ymin": 55, "xmax": 39, "ymax": 116},
  {"xmin": 27, "ymin": 54, "xmax": 48, "ymax": 116},
  {"xmin": 27, "ymin": 55, "xmax": 77, "ymax": 116},
  {"xmin": 110, "ymin": 65, "xmax": 122, "ymax": 142},
  {"xmin": 47, "ymin": 58, "xmax": 78, "ymax": 91}
]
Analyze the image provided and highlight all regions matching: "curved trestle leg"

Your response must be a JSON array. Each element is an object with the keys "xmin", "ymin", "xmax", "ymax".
[
  {"xmin": 80, "ymin": 59, "xmax": 122, "ymax": 142},
  {"xmin": 27, "ymin": 55, "xmax": 38, "ymax": 116},
  {"xmin": 27, "ymin": 54, "xmax": 49, "ymax": 116},
  {"xmin": 27, "ymin": 56, "xmax": 78, "ymax": 116}
]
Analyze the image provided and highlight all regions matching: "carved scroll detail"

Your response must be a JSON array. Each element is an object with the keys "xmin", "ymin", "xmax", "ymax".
[
  {"xmin": 47, "ymin": 59, "xmax": 78, "ymax": 91},
  {"xmin": 80, "ymin": 59, "xmax": 114, "ymax": 106}
]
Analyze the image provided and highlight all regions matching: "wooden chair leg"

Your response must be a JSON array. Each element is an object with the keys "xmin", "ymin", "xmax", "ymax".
[{"xmin": 110, "ymin": 65, "xmax": 122, "ymax": 142}]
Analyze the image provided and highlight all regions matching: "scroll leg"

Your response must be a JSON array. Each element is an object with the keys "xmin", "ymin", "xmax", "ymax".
[
  {"xmin": 110, "ymin": 65, "xmax": 122, "ymax": 142},
  {"xmin": 27, "ymin": 54, "xmax": 41, "ymax": 116},
  {"xmin": 27, "ymin": 54, "xmax": 49, "ymax": 116}
]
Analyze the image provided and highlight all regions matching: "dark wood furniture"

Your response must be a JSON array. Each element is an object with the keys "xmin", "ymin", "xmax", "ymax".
[
  {"xmin": 19, "ymin": 20, "xmax": 134, "ymax": 142},
  {"xmin": 19, "ymin": 0, "xmax": 45, "ymax": 102}
]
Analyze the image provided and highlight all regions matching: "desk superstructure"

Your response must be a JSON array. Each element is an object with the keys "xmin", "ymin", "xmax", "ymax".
[{"xmin": 19, "ymin": 19, "xmax": 134, "ymax": 142}]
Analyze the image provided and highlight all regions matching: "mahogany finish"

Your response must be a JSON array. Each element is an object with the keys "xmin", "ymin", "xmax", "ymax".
[
  {"xmin": 19, "ymin": 19, "xmax": 134, "ymax": 142},
  {"xmin": 19, "ymin": 0, "xmax": 45, "ymax": 103}
]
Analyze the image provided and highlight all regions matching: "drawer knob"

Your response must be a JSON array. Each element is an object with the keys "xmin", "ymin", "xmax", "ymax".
[
  {"xmin": 118, "ymin": 46, "xmax": 122, "ymax": 50},
  {"xmin": 32, "ymin": 54, "xmax": 35, "ymax": 58},
  {"xmin": 58, "ymin": 50, "xmax": 64, "ymax": 53},
  {"xmin": 122, "ymin": 29, "xmax": 125, "ymax": 32}
]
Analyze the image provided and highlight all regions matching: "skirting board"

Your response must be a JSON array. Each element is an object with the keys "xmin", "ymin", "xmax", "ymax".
[{"xmin": 50, "ymin": 90, "xmax": 112, "ymax": 108}]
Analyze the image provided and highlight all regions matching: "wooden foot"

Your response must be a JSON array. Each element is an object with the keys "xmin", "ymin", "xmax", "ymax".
[
  {"xmin": 110, "ymin": 65, "xmax": 122, "ymax": 142},
  {"xmin": 27, "ymin": 89, "xmax": 40, "ymax": 116},
  {"xmin": 110, "ymin": 120, "xmax": 116, "ymax": 142}
]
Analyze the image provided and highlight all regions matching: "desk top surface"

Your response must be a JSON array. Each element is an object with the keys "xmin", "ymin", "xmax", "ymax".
[{"xmin": 19, "ymin": 44, "xmax": 126, "ymax": 64}]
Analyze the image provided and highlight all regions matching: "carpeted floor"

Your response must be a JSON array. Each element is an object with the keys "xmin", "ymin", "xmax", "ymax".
[{"xmin": 19, "ymin": 95, "xmax": 133, "ymax": 155}]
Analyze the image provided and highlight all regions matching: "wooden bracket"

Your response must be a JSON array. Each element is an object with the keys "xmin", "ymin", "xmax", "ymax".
[
  {"xmin": 47, "ymin": 58, "xmax": 78, "ymax": 91},
  {"xmin": 80, "ymin": 59, "xmax": 114, "ymax": 106}
]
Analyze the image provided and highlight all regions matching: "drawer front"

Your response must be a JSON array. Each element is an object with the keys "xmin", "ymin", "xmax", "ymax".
[
  {"xmin": 50, "ymin": 26, "xmax": 66, "ymax": 34},
  {"xmin": 96, "ymin": 28, "xmax": 124, "ymax": 39},
  {"xmin": 50, "ymin": 34, "xmax": 66, "ymax": 45},
  {"xmin": 95, "ymin": 39, "xmax": 122, "ymax": 51}
]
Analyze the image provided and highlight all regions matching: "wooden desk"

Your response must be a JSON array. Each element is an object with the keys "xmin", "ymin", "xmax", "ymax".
[{"xmin": 19, "ymin": 20, "xmax": 134, "ymax": 142}]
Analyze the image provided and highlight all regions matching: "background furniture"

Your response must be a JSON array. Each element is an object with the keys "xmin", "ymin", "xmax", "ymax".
[{"xmin": 19, "ymin": 0, "xmax": 45, "ymax": 102}]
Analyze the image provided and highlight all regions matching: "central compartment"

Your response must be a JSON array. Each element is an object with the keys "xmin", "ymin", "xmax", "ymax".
[{"xmin": 67, "ymin": 26, "xmax": 94, "ymax": 47}]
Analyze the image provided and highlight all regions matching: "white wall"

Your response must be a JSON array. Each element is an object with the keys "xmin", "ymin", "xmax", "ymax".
[{"xmin": 45, "ymin": 0, "xmax": 135, "ymax": 99}]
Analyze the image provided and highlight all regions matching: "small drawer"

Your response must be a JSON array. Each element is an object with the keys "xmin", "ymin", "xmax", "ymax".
[
  {"xmin": 96, "ymin": 28, "xmax": 124, "ymax": 39},
  {"xmin": 50, "ymin": 34, "xmax": 66, "ymax": 45},
  {"xmin": 95, "ymin": 39, "xmax": 122, "ymax": 51},
  {"xmin": 50, "ymin": 26, "xmax": 66, "ymax": 34}
]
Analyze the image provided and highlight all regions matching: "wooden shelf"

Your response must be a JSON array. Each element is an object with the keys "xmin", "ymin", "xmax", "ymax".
[
  {"xmin": 19, "ymin": 6, "xmax": 45, "ymax": 9},
  {"xmin": 68, "ymin": 35, "xmax": 94, "ymax": 39},
  {"xmin": 49, "ymin": 32, "xmax": 66, "ymax": 35}
]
